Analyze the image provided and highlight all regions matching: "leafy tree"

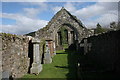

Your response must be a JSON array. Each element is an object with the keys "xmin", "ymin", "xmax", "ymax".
[
  {"xmin": 59, "ymin": 27, "xmax": 68, "ymax": 45},
  {"xmin": 94, "ymin": 23, "xmax": 106, "ymax": 34},
  {"xmin": 110, "ymin": 22, "xmax": 119, "ymax": 30}
]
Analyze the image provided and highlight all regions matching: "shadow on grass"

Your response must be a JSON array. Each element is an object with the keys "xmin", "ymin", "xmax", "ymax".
[
  {"xmin": 55, "ymin": 44, "xmax": 79, "ymax": 80},
  {"xmin": 55, "ymin": 66, "xmax": 68, "ymax": 69},
  {"xmin": 56, "ymin": 53, "xmax": 67, "ymax": 54},
  {"xmin": 65, "ymin": 44, "xmax": 78, "ymax": 80}
]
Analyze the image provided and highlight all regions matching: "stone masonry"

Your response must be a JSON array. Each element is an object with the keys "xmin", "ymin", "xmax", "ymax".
[
  {"xmin": 35, "ymin": 7, "xmax": 93, "ymax": 47},
  {"xmin": 1, "ymin": 33, "xmax": 30, "ymax": 78},
  {"xmin": 30, "ymin": 38, "xmax": 42, "ymax": 75},
  {"xmin": 78, "ymin": 30, "xmax": 120, "ymax": 79}
]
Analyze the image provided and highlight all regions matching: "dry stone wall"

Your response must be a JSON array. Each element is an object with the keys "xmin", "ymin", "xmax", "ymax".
[
  {"xmin": 79, "ymin": 30, "xmax": 120, "ymax": 75},
  {"xmin": 1, "ymin": 33, "xmax": 30, "ymax": 78}
]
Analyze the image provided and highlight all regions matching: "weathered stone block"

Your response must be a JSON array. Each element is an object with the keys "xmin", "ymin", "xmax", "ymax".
[
  {"xmin": 30, "ymin": 63, "xmax": 42, "ymax": 75},
  {"xmin": 44, "ymin": 53, "xmax": 52, "ymax": 64}
]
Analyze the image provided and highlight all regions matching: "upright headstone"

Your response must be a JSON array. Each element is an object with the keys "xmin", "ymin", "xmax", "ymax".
[
  {"xmin": 53, "ymin": 41, "xmax": 56, "ymax": 55},
  {"xmin": 80, "ymin": 39, "xmax": 92, "ymax": 55},
  {"xmin": 30, "ymin": 38, "xmax": 42, "ymax": 75},
  {"xmin": 44, "ymin": 41, "xmax": 52, "ymax": 64},
  {"xmin": 68, "ymin": 31, "xmax": 71, "ymax": 45}
]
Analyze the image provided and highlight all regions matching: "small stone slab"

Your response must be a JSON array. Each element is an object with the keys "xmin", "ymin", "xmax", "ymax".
[{"xmin": 2, "ymin": 71, "xmax": 9, "ymax": 80}]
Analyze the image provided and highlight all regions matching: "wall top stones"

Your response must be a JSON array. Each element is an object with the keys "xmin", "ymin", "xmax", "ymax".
[{"xmin": 1, "ymin": 33, "xmax": 32, "ymax": 78}]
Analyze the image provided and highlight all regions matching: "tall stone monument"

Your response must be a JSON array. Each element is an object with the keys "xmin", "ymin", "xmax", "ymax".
[
  {"xmin": 30, "ymin": 38, "xmax": 42, "ymax": 75},
  {"xmin": 44, "ymin": 41, "xmax": 52, "ymax": 64},
  {"xmin": 80, "ymin": 39, "xmax": 92, "ymax": 55}
]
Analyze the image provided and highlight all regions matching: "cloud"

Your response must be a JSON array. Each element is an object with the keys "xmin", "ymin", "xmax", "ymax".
[
  {"xmin": 96, "ymin": 13, "xmax": 118, "ymax": 25},
  {"xmin": 52, "ymin": 6, "xmax": 62, "ymax": 14},
  {"xmin": 52, "ymin": 2, "xmax": 118, "ymax": 28},
  {"xmin": 74, "ymin": 4, "xmax": 105, "ymax": 20},
  {"xmin": 84, "ymin": 13, "xmax": 118, "ymax": 28},
  {"xmin": 1, "ymin": 2, "xmax": 118, "ymax": 35},
  {"xmin": 2, "ymin": 0, "xmax": 47, "ymax": 2},
  {"xmin": 82, "ymin": 2, "xmax": 118, "ymax": 27},
  {"xmin": 74, "ymin": 2, "xmax": 118, "ymax": 20},
  {"xmin": 52, "ymin": 2, "xmax": 76, "ymax": 14},
  {"xmin": 1, "ymin": 13, "xmax": 48, "ymax": 35},
  {"xmin": 1, "ymin": 2, "xmax": 49, "ymax": 35},
  {"xmin": 22, "ymin": 2, "xmax": 48, "ymax": 18},
  {"xmin": 2, "ymin": 0, "xmax": 120, "ymax": 2},
  {"xmin": 64, "ymin": 2, "xmax": 76, "ymax": 12},
  {"xmin": 23, "ymin": 8, "xmax": 40, "ymax": 18}
]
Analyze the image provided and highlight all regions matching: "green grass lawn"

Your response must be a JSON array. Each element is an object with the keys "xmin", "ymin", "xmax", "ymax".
[{"xmin": 22, "ymin": 50, "xmax": 78, "ymax": 79}]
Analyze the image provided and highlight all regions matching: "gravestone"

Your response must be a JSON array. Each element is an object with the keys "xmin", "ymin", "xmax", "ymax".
[
  {"xmin": 44, "ymin": 41, "xmax": 52, "ymax": 64},
  {"xmin": 30, "ymin": 38, "xmax": 42, "ymax": 75},
  {"xmin": 53, "ymin": 41, "xmax": 56, "ymax": 55},
  {"xmin": 80, "ymin": 39, "xmax": 92, "ymax": 55},
  {"xmin": 2, "ymin": 71, "xmax": 10, "ymax": 80}
]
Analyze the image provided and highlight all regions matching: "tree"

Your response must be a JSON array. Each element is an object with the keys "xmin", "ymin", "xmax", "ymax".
[
  {"xmin": 94, "ymin": 23, "xmax": 106, "ymax": 34},
  {"xmin": 110, "ymin": 22, "xmax": 118, "ymax": 30}
]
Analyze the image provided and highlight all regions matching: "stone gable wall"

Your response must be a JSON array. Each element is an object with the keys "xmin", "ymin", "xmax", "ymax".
[
  {"xmin": 35, "ymin": 8, "xmax": 93, "ymax": 42},
  {"xmin": 1, "ymin": 33, "xmax": 30, "ymax": 78},
  {"xmin": 79, "ymin": 30, "xmax": 120, "ymax": 72}
]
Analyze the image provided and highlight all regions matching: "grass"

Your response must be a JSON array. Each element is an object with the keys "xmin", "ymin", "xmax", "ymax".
[{"xmin": 22, "ymin": 50, "xmax": 78, "ymax": 79}]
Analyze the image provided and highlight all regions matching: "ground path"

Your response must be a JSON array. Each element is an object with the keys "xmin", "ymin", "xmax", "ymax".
[{"xmin": 23, "ymin": 50, "xmax": 78, "ymax": 79}]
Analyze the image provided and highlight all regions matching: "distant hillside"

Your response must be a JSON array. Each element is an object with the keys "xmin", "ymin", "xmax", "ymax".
[{"xmin": 25, "ymin": 31, "xmax": 35, "ymax": 37}]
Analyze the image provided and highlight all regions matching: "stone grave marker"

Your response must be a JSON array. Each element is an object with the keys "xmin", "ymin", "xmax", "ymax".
[
  {"xmin": 44, "ymin": 41, "xmax": 52, "ymax": 64},
  {"xmin": 30, "ymin": 38, "xmax": 42, "ymax": 75},
  {"xmin": 80, "ymin": 39, "xmax": 92, "ymax": 55}
]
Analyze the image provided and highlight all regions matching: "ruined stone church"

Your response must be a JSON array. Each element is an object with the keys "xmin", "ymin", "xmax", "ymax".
[
  {"xmin": 1, "ymin": 7, "xmax": 120, "ymax": 79},
  {"xmin": 34, "ymin": 7, "xmax": 92, "ymax": 49}
]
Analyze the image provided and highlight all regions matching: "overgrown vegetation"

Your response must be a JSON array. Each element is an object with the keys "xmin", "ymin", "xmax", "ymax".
[
  {"xmin": 94, "ymin": 23, "xmax": 106, "ymax": 34},
  {"xmin": 0, "ymin": 33, "xmax": 17, "ymax": 37},
  {"xmin": 94, "ymin": 22, "xmax": 119, "ymax": 34},
  {"xmin": 25, "ymin": 32, "xmax": 35, "ymax": 37},
  {"xmin": 58, "ymin": 27, "xmax": 68, "ymax": 45}
]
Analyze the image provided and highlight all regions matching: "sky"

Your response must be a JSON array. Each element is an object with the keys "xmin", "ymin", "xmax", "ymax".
[{"xmin": 0, "ymin": 0, "xmax": 119, "ymax": 35}]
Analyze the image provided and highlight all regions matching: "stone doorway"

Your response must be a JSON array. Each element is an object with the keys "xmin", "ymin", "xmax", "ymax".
[{"xmin": 56, "ymin": 24, "xmax": 77, "ymax": 50}]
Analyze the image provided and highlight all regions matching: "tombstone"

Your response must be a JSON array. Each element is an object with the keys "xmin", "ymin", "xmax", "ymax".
[
  {"xmin": 53, "ymin": 41, "xmax": 56, "ymax": 55},
  {"xmin": 80, "ymin": 39, "xmax": 92, "ymax": 55},
  {"xmin": 68, "ymin": 31, "xmax": 71, "ymax": 45},
  {"xmin": 44, "ymin": 41, "xmax": 52, "ymax": 64},
  {"xmin": 2, "ymin": 71, "xmax": 10, "ymax": 80},
  {"xmin": 30, "ymin": 38, "xmax": 42, "ymax": 75},
  {"xmin": 47, "ymin": 40, "xmax": 54, "ymax": 57}
]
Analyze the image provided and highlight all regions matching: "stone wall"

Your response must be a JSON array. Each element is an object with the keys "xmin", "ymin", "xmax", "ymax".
[
  {"xmin": 1, "ymin": 33, "xmax": 30, "ymax": 78},
  {"xmin": 35, "ymin": 8, "xmax": 93, "ymax": 46},
  {"xmin": 78, "ymin": 30, "xmax": 120, "ymax": 79}
]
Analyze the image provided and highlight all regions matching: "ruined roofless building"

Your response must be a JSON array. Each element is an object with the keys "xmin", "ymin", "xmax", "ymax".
[{"xmin": 28, "ymin": 7, "xmax": 93, "ymax": 49}]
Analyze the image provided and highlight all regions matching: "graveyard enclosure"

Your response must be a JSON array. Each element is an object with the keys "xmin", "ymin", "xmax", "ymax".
[
  {"xmin": 1, "ymin": 7, "xmax": 120, "ymax": 79},
  {"xmin": 1, "ymin": 33, "xmax": 30, "ymax": 78}
]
